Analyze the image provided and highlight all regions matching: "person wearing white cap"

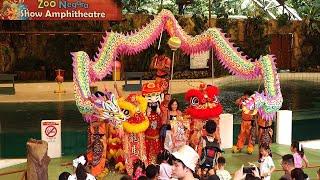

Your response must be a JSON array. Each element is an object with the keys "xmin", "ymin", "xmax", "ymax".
[{"xmin": 171, "ymin": 145, "xmax": 199, "ymax": 180}]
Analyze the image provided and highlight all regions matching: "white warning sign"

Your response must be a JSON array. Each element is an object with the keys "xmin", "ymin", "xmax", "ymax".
[{"xmin": 41, "ymin": 120, "xmax": 61, "ymax": 158}]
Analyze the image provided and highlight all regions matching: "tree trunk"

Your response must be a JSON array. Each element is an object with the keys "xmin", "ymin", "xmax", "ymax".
[{"xmin": 26, "ymin": 139, "xmax": 50, "ymax": 180}]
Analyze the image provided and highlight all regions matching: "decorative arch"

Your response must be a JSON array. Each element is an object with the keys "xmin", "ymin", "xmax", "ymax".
[{"xmin": 72, "ymin": 9, "xmax": 282, "ymax": 120}]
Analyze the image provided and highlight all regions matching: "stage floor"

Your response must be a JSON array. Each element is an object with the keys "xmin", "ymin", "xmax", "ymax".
[{"xmin": 0, "ymin": 144, "xmax": 319, "ymax": 180}]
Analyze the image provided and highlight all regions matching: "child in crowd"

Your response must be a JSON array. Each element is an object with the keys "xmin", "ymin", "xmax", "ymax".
[
  {"xmin": 120, "ymin": 175, "xmax": 132, "ymax": 180},
  {"xmin": 132, "ymin": 159, "xmax": 146, "ymax": 180},
  {"xmin": 259, "ymin": 144, "xmax": 275, "ymax": 180},
  {"xmin": 158, "ymin": 150, "xmax": 173, "ymax": 180},
  {"xmin": 216, "ymin": 157, "xmax": 232, "ymax": 180},
  {"xmin": 198, "ymin": 120, "xmax": 221, "ymax": 176},
  {"xmin": 163, "ymin": 125, "xmax": 173, "ymax": 153},
  {"xmin": 59, "ymin": 172, "xmax": 71, "ymax": 180},
  {"xmin": 291, "ymin": 168, "xmax": 309, "ymax": 180},
  {"xmin": 68, "ymin": 154, "xmax": 96, "ymax": 180},
  {"xmin": 146, "ymin": 164, "xmax": 160, "ymax": 180},
  {"xmin": 137, "ymin": 176, "xmax": 148, "ymax": 180},
  {"xmin": 291, "ymin": 141, "xmax": 309, "ymax": 168}
]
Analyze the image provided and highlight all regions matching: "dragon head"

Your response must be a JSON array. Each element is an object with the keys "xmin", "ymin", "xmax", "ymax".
[
  {"xmin": 117, "ymin": 94, "xmax": 149, "ymax": 133},
  {"xmin": 91, "ymin": 91, "xmax": 127, "ymax": 128},
  {"xmin": 185, "ymin": 83, "xmax": 223, "ymax": 120},
  {"xmin": 241, "ymin": 94, "xmax": 258, "ymax": 115}
]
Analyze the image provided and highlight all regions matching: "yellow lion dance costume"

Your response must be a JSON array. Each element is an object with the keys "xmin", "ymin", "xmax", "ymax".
[{"xmin": 117, "ymin": 94, "xmax": 149, "ymax": 175}]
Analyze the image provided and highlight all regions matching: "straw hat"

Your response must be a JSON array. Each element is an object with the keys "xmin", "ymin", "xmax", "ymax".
[{"xmin": 172, "ymin": 145, "xmax": 199, "ymax": 172}]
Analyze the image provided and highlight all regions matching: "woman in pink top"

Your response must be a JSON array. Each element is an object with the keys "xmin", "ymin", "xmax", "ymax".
[{"xmin": 291, "ymin": 141, "xmax": 309, "ymax": 168}]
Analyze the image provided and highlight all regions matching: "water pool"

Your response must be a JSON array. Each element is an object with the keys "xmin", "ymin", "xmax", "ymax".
[{"xmin": 0, "ymin": 80, "xmax": 319, "ymax": 157}]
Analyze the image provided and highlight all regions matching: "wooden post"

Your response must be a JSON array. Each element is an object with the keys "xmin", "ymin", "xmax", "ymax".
[
  {"xmin": 170, "ymin": 51, "xmax": 175, "ymax": 93},
  {"xmin": 209, "ymin": 0, "xmax": 214, "ymax": 83},
  {"xmin": 26, "ymin": 139, "xmax": 50, "ymax": 180}
]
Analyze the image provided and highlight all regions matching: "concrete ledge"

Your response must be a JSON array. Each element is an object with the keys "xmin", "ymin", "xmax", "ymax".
[
  {"xmin": 0, "ymin": 159, "xmax": 27, "ymax": 169},
  {"xmin": 0, "ymin": 73, "xmax": 318, "ymax": 103},
  {"xmin": 301, "ymin": 139, "xmax": 320, "ymax": 150}
]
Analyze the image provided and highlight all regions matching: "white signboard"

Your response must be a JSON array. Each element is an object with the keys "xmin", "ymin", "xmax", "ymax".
[
  {"xmin": 219, "ymin": 113, "xmax": 233, "ymax": 149},
  {"xmin": 41, "ymin": 120, "xmax": 61, "ymax": 158},
  {"xmin": 276, "ymin": 110, "xmax": 292, "ymax": 145},
  {"xmin": 190, "ymin": 51, "xmax": 210, "ymax": 69}
]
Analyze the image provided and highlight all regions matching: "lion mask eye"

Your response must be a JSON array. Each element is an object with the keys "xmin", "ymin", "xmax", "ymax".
[
  {"xmin": 213, "ymin": 96, "xmax": 219, "ymax": 103},
  {"xmin": 121, "ymin": 109, "xmax": 130, "ymax": 118},
  {"xmin": 190, "ymin": 97, "xmax": 199, "ymax": 106}
]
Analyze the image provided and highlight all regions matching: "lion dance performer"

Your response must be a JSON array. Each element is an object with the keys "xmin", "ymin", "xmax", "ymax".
[
  {"xmin": 257, "ymin": 115, "xmax": 273, "ymax": 147},
  {"xmin": 142, "ymin": 82, "xmax": 164, "ymax": 164},
  {"xmin": 184, "ymin": 83, "xmax": 223, "ymax": 149},
  {"xmin": 106, "ymin": 124, "xmax": 125, "ymax": 173},
  {"xmin": 86, "ymin": 91, "xmax": 126, "ymax": 176},
  {"xmin": 232, "ymin": 90, "xmax": 258, "ymax": 154},
  {"xmin": 117, "ymin": 94, "xmax": 149, "ymax": 175},
  {"xmin": 87, "ymin": 119, "xmax": 108, "ymax": 177},
  {"xmin": 150, "ymin": 48, "xmax": 171, "ymax": 92}
]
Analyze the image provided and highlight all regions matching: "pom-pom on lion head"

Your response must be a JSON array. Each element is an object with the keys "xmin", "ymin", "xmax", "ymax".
[{"xmin": 184, "ymin": 83, "xmax": 223, "ymax": 120}]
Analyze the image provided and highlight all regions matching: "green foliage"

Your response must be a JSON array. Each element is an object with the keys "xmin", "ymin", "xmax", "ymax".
[
  {"xmin": 287, "ymin": 0, "xmax": 320, "ymax": 20},
  {"xmin": 286, "ymin": 0, "xmax": 320, "ymax": 68},
  {"xmin": 191, "ymin": 14, "xmax": 208, "ymax": 34},
  {"xmin": 160, "ymin": 0, "xmax": 178, "ymax": 14},
  {"xmin": 211, "ymin": 0, "xmax": 239, "ymax": 18},
  {"xmin": 277, "ymin": 13, "xmax": 291, "ymax": 27},
  {"xmin": 184, "ymin": 0, "xmax": 208, "ymax": 15},
  {"xmin": 241, "ymin": 16, "xmax": 271, "ymax": 59},
  {"xmin": 216, "ymin": 17, "xmax": 229, "ymax": 32},
  {"xmin": 121, "ymin": 0, "xmax": 159, "ymax": 14}
]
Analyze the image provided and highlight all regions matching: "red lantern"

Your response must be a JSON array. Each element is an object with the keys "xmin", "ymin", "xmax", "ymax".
[
  {"xmin": 54, "ymin": 69, "xmax": 66, "ymax": 93},
  {"xmin": 55, "ymin": 69, "xmax": 65, "ymax": 83}
]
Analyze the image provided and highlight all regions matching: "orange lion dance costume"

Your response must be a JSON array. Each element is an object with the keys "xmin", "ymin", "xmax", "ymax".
[{"xmin": 232, "ymin": 95, "xmax": 258, "ymax": 154}]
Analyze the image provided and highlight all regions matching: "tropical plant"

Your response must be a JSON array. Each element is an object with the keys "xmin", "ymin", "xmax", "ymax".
[
  {"xmin": 241, "ymin": 16, "xmax": 271, "ymax": 59},
  {"xmin": 287, "ymin": 0, "xmax": 320, "ymax": 20},
  {"xmin": 121, "ymin": 0, "xmax": 159, "ymax": 14},
  {"xmin": 277, "ymin": 13, "xmax": 291, "ymax": 27},
  {"xmin": 285, "ymin": 0, "xmax": 320, "ymax": 68}
]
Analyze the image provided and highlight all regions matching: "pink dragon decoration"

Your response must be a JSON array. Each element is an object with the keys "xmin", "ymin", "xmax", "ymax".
[{"xmin": 72, "ymin": 9, "xmax": 282, "ymax": 121}]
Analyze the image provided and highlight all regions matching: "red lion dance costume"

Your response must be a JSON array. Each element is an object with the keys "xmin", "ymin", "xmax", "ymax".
[
  {"xmin": 117, "ymin": 94, "xmax": 149, "ymax": 175},
  {"xmin": 185, "ymin": 84, "xmax": 223, "ymax": 148},
  {"xmin": 142, "ymin": 82, "xmax": 164, "ymax": 164}
]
